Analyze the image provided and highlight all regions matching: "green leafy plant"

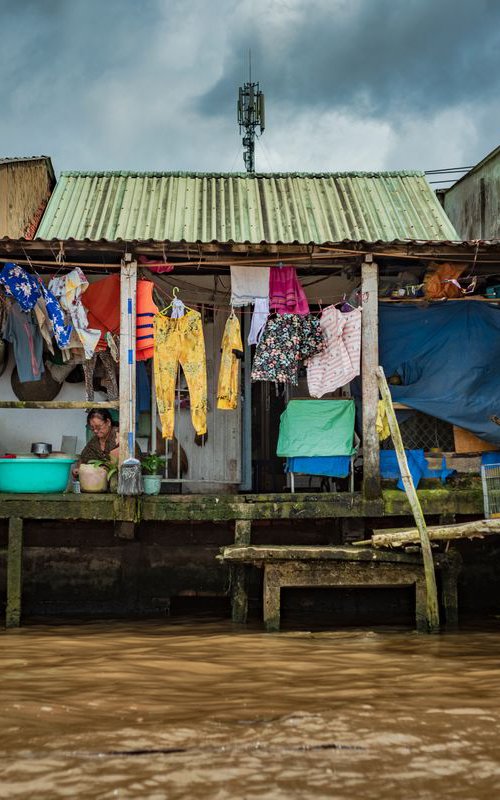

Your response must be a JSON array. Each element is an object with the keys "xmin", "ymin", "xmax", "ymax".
[{"xmin": 141, "ymin": 453, "xmax": 166, "ymax": 475}]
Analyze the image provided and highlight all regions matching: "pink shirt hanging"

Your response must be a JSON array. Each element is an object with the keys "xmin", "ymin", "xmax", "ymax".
[{"xmin": 269, "ymin": 265, "xmax": 309, "ymax": 315}]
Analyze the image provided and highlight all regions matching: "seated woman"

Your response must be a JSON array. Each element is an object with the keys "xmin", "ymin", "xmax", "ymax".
[{"xmin": 80, "ymin": 408, "xmax": 120, "ymax": 463}]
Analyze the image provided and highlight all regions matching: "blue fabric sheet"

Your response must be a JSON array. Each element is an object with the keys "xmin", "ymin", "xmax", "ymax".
[
  {"xmin": 481, "ymin": 452, "xmax": 500, "ymax": 467},
  {"xmin": 380, "ymin": 449, "xmax": 455, "ymax": 491},
  {"xmin": 136, "ymin": 361, "xmax": 150, "ymax": 423},
  {"xmin": 285, "ymin": 456, "xmax": 351, "ymax": 478},
  {"xmin": 379, "ymin": 301, "xmax": 500, "ymax": 445}
]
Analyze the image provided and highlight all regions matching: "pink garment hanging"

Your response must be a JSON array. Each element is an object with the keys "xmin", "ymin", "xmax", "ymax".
[
  {"xmin": 307, "ymin": 305, "xmax": 361, "ymax": 397},
  {"xmin": 138, "ymin": 255, "xmax": 175, "ymax": 274},
  {"xmin": 269, "ymin": 265, "xmax": 309, "ymax": 315}
]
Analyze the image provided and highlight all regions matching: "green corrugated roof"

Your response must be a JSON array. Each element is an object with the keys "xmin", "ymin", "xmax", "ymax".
[{"xmin": 36, "ymin": 171, "xmax": 458, "ymax": 244}]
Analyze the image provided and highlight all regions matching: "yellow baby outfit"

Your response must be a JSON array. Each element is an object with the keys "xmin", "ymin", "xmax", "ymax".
[
  {"xmin": 154, "ymin": 310, "xmax": 208, "ymax": 439},
  {"xmin": 217, "ymin": 315, "xmax": 243, "ymax": 410}
]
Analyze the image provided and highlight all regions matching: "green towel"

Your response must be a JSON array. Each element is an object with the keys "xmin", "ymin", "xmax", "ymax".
[{"xmin": 277, "ymin": 399, "xmax": 356, "ymax": 457}]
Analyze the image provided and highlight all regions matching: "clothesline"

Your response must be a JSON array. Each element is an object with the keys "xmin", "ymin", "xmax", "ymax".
[{"xmin": 2, "ymin": 244, "xmax": 500, "ymax": 272}]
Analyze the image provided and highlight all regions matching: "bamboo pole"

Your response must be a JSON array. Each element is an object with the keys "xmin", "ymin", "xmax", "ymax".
[
  {"xmin": 354, "ymin": 518, "xmax": 500, "ymax": 548},
  {"xmin": 376, "ymin": 366, "xmax": 440, "ymax": 632}
]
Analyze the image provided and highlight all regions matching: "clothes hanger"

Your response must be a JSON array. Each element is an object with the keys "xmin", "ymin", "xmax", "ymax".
[{"xmin": 159, "ymin": 286, "xmax": 194, "ymax": 316}]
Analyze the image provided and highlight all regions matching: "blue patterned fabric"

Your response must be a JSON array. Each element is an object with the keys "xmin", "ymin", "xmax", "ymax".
[
  {"xmin": 0, "ymin": 263, "xmax": 40, "ymax": 311},
  {"xmin": 0, "ymin": 263, "xmax": 72, "ymax": 347},
  {"xmin": 38, "ymin": 282, "xmax": 72, "ymax": 348}
]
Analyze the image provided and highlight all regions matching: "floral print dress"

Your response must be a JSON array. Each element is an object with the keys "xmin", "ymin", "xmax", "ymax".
[{"xmin": 251, "ymin": 313, "xmax": 324, "ymax": 385}]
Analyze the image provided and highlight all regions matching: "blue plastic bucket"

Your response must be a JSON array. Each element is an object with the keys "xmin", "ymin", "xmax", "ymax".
[{"xmin": 0, "ymin": 457, "xmax": 76, "ymax": 493}]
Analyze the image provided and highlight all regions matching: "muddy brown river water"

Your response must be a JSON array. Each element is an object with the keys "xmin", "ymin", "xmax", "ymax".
[{"xmin": 1, "ymin": 620, "xmax": 500, "ymax": 799}]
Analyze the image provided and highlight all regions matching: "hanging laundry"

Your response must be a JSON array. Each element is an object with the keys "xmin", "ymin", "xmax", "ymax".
[
  {"xmin": 217, "ymin": 314, "xmax": 244, "ymax": 410},
  {"xmin": 248, "ymin": 297, "xmax": 269, "ymax": 345},
  {"xmin": 38, "ymin": 282, "xmax": 73, "ymax": 349},
  {"xmin": 138, "ymin": 255, "xmax": 175, "ymax": 274},
  {"xmin": 0, "ymin": 262, "xmax": 40, "ymax": 311},
  {"xmin": 49, "ymin": 268, "xmax": 100, "ymax": 359},
  {"xmin": 251, "ymin": 313, "xmax": 324, "ymax": 386},
  {"xmin": 136, "ymin": 360, "xmax": 151, "ymax": 419},
  {"xmin": 83, "ymin": 351, "xmax": 119, "ymax": 401},
  {"xmin": 230, "ymin": 266, "xmax": 270, "ymax": 306},
  {"xmin": 136, "ymin": 279, "xmax": 159, "ymax": 360},
  {"xmin": 82, "ymin": 273, "xmax": 121, "ymax": 350},
  {"xmin": 33, "ymin": 297, "xmax": 55, "ymax": 355},
  {"xmin": 307, "ymin": 305, "xmax": 361, "ymax": 397},
  {"xmin": 154, "ymin": 310, "xmax": 208, "ymax": 439},
  {"xmin": 277, "ymin": 399, "xmax": 356, "ymax": 457},
  {"xmin": 269, "ymin": 265, "xmax": 309, "ymax": 315},
  {"xmin": 376, "ymin": 400, "xmax": 391, "ymax": 442},
  {"xmin": 3, "ymin": 302, "xmax": 44, "ymax": 382}
]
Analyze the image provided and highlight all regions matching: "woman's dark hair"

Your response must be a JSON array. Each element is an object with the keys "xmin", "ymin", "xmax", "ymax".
[{"xmin": 86, "ymin": 408, "xmax": 113, "ymax": 426}]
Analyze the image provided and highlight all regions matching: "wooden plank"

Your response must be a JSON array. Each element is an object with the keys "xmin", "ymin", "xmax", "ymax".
[
  {"xmin": 377, "ymin": 366, "xmax": 440, "ymax": 632},
  {"xmin": 6, "ymin": 517, "xmax": 23, "ymax": 627},
  {"xmin": 361, "ymin": 257, "xmax": 381, "ymax": 499},
  {"xmin": 219, "ymin": 544, "xmax": 454, "ymax": 565},
  {"xmin": 0, "ymin": 401, "xmax": 119, "ymax": 409},
  {"xmin": 119, "ymin": 259, "xmax": 138, "ymax": 465}
]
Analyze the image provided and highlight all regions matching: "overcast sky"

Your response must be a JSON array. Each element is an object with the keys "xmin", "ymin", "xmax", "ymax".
[{"xmin": 2, "ymin": 0, "xmax": 500, "ymax": 184}]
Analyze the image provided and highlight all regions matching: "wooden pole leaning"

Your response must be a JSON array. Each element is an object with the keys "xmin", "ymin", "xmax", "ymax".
[{"xmin": 376, "ymin": 366, "xmax": 440, "ymax": 632}]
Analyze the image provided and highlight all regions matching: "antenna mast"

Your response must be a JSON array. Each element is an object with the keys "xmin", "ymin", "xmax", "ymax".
[{"xmin": 237, "ymin": 50, "xmax": 265, "ymax": 173}]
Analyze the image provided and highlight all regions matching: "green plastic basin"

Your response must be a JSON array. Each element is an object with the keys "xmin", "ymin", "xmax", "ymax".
[{"xmin": 0, "ymin": 457, "xmax": 76, "ymax": 493}]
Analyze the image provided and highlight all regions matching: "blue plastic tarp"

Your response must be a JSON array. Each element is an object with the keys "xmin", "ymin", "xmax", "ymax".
[
  {"xmin": 380, "ymin": 449, "xmax": 455, "ymax": 491},
  {"xmin": 379, "ymin": 301, "xmax": 500, "ymax": 444},
  {"xmin": 285, "ymin": 456, "xmax": 351, "ymax": 478}
]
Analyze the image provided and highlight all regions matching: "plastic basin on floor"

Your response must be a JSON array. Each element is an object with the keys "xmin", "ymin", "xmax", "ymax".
[{"xmin": 0, "ymin": 457, "xmax": 76, "ymax": 493}]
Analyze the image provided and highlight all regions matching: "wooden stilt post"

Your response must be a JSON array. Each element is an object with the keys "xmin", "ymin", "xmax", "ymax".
[
  {"xmin": 377, "ymin": 366, "xmax": 440, "ymax": 632},
  {"xmin": 6, "ymin": 517, "xmax": 23, "ymax": 628},
  {"xmin": 119, "ymin": 256, "xmax": 138, "ymax": 466},
  {"xmin": 231, "ymin": 520, "xmax": 252, "ymax": 623},
  {"xmin": 361, "ymin": 256, "xmax": 381, "ymax": 500}
]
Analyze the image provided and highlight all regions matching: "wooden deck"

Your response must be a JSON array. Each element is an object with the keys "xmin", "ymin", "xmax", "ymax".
[
  {"xmin": 0, "ymin": 488, "xmax": 483, "ymax": 628},
  {"xmin": 0, "ymin": 486, "xmax": 484, "ymax": 523}
]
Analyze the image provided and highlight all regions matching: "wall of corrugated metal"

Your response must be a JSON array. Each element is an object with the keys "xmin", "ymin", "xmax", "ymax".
[
  {"xmin": 37, "ymin": 171, "xmax": 458, "ymax": 243},
  {"xmin": 444, "ymin": 152, "xmax": 500, "ymax": 240}
]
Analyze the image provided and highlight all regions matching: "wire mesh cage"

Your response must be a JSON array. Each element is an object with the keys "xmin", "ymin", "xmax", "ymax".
[
  {"xmin": 481, "ymin": 463, "xmax": 500, "ymax": 518},
  {"xmin": 380, "ymin": 411, "xmax": 455, "ymax": 451}
]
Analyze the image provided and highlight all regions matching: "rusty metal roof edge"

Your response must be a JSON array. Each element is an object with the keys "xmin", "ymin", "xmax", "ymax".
[
  {"xmin": 58, "ymin": 170, "xmax": 426, "ymax": 179},
  {"xmin": 3, "ymin": 235, "xmax": 500, "ymax": 249}
]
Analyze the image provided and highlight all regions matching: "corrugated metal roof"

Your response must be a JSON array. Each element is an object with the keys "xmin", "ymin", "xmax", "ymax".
[{"xmin": 36, "ymin": 170, "xmax": 459, "ymax": 244}]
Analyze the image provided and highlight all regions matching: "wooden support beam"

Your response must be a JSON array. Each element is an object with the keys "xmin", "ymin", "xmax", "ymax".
[
  {"xmin": 377, "ymin": 366, "xmax": 440, "ymax": 633},
  {"xmin": 361, "ymin": 256, "xmax": 381, "ymax": 500},
  {"xmin": 119, "ymin": 259, "xmax": 138, "ymax": 465},
  {"xmin": 6, "ymin": 517, "xmax": 23, "ymax": 628},
  {"xmin": 230, "ymin": 520, "xmax": 252, "ymax": 623}
]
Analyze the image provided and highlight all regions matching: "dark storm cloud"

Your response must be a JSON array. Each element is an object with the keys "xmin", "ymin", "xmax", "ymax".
[{"xmin": 198, "ymin": 0, "xmax": 500, "ymax": 120}]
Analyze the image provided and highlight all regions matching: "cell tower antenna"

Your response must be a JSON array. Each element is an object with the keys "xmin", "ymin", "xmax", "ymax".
[{"xmin": 237, "ymin": 51, "xmax": 265, "ymax": 173}]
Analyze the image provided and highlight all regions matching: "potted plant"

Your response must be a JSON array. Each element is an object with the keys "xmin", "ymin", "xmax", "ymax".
[
  {"xmin": 141, "ymin": 453, "xmax": 166, "ymax": 495},
  {"xmin": 80, "ymin": 459, "xmax": 117, "ymax": 493}
]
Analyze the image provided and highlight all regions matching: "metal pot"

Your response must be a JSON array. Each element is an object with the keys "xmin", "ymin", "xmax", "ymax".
[{"xmin": 31, "ymin": 442, "xmax": 53, "ymax": 458}]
